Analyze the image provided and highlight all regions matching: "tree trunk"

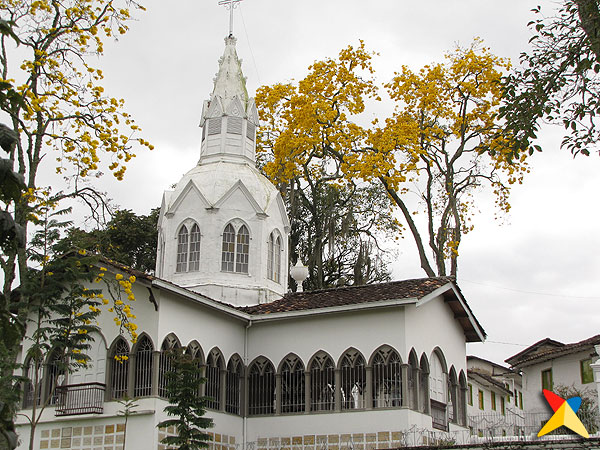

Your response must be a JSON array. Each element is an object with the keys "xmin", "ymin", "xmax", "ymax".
[{"xmin": 575, "ymin": 0, "xmax": 600, "ymax": 60}]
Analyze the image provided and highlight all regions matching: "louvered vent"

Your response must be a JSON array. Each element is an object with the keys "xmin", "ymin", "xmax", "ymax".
[
  {"xmin": 246, "ymin": 122, "xmax": 255, "ymax": 141},
  {"xmin": 208, "ymin": 118, "xmax": 222, "ymax": 136},
  {"xmin": 227, "ymin": 117, "xmax": 243, "ymax": 135}
]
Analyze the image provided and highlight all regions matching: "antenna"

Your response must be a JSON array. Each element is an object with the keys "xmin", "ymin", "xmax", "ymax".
[{"xmin": 218, "ymin": 0, "xmax": 244, "ymax": 36}]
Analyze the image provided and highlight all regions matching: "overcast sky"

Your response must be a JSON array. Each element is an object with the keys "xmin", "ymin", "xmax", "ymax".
[{"xmin": 36, "ymin": 0, "xmax": 600, "ymax": 366}]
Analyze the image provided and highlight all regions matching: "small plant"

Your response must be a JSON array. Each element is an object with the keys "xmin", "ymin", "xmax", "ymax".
[{"xmin": 117, "ymin": 396, "xmax": 139, "ymax": 450}]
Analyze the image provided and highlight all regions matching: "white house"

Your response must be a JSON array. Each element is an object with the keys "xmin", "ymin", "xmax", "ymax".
[
  {"xmin": 505, "ymin": 335, "xmax": 600, "ymax": 414},
  {"xmin": 466, "ymin": 356, "xmax": 523, "ymax": 438},
  {"xmin": 15, "ymin": 32, "xmax": 486, "ymax": 450}
]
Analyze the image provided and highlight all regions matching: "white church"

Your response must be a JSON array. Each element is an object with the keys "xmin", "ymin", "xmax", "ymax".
[{"xmin": 15, "ymin": 29, "xmax": 486, "ymax": 450}]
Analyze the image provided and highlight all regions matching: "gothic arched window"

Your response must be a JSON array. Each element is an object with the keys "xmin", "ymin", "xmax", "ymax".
[
  {"xmin": 340, "ymin": 349, "xmax": 366, "ymax": 410},
  {"xmin": 267, "ymin": 231, "xmax": 282, "ymax": 283},
  {"xmin": 134, "ymin": 336, "xmax": 154, "ymax": 397},
  {"xmin": 372, "ymin": 346, "xmax": 402, "ymax": 408},
  {"xmin": 205, "ymin": 349, "xmax": 223, "ymax": 410},
  {"xmin": 221, "ymin": 223, "xmax": 250, "ymax": 274},
  {"xmin": 310, "ymin": 352, "xmax": 335, "ymax": 411},
  {"xmin": 158, "ymin": 334, "xmax": 180, "ymax": 398},
  {"xmin": 176, "ymin": 225, "xmax": 189, "ymax": 272},
  {"xmin": 248, "ymin": 357, "xmax": 275, "ymax": 416},
  {"xmin": 280, "ymin": 354, "xmax": 305, "ymax": 413},
  {"xmin": 109, "ymin": 338, "xmax": 130, "ymax": 399},
  {"xmin": 189, "ymin": 224, "xmax": 201, "ymax": 271},
  {"xmin": 226, "ymin": 355, "xmax": 243, "ymax": 415}
]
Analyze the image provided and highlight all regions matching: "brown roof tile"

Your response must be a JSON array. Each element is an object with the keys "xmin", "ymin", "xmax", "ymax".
[
  {"xmin": 507, "ymin": 335, "xmax": 600, "ymax": 368},
  {"xmin": 240, "ymin": 277, "xmax": 455, "ymax": 314}
]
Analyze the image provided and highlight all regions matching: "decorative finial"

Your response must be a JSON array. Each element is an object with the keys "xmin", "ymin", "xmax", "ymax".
[
  {"xmin": 218, "ymin": 0, "xmax": 244, "ymax": 37},
  {"xmin": 290, "ymin": 260, "xmax": 309, "ymax": 293}
]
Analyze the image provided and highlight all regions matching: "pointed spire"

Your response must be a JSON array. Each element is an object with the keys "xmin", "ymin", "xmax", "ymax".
[{"xmin": 211, "ymin": 36, "xmax": 248, "ymax": 108}]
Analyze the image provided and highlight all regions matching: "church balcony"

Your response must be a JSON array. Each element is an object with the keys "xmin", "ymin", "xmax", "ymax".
[{"xmin": 54, "ymin": 382, "xmax": 105, "ymax": 416}]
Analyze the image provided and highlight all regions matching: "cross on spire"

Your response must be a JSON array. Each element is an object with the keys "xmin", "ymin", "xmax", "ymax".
[{"xmin": 218, "ymin": 0, "xmax": 244, "ymax": 37}]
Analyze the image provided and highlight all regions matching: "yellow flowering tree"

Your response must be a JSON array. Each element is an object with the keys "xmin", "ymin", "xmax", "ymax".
[
  {"xmin": 258, "ymin": 41, "xmax": 528, "ymax": 278},
  {"xmin": 256, "ymin": 42, "xmax": 397, "ymax": 289},
  {"xmin": 0, "ymin": 0, "xmax": 151, "ymax": 298}
]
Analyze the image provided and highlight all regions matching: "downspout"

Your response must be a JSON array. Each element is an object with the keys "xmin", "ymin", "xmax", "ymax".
[{"xmin": 243, "ymin": 320, "xmax": 252, "ymax": 450}]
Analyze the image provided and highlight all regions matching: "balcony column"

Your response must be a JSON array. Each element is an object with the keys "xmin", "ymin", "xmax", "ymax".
[
  {"xmin": 127, "ymin": 354, "xmax": 136, "ymax": 398},
  {"xmin": 199, "ymin": 364, "xmax": 207, "ymax": 397},
  {"xmin": 151, "ymin": 350, "xmax": 160, "ymax": 396},
  {"xmin": 220, "ymin": 368, "xmax": 227, "ymax": 412},
  {"xmin": 275, "ymin": 373, "xmax": 282, "ymax": 415},
  {"xmin": 401, "ymin": 364, "xmax": 410, "ymax": 408},
  {"xmin": 304, "ymin": 371, "xmax": 311, "ymax": 413},
  {"xmin": 334, "ymin": 369, "xmax": 341, "ymax": 412},
  {"xmin": 365, "ymin": 366, "xmax": 373, "ymax": 409}
]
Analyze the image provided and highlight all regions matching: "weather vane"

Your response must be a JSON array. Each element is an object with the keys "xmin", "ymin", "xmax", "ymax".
[{"xmin": 218, "ymin": 0, "xmax": 244, "ymax": 37}]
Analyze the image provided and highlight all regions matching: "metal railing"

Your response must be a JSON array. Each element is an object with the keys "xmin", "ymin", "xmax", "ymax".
[{"xmin": 55, "ymin": 382, "xmax": 105, "ymax": 416}]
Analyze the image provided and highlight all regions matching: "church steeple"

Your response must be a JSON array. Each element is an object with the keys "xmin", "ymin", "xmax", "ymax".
[{"xmin": 199, "ymin": 35, "xmax": 259, "ymax": 164}]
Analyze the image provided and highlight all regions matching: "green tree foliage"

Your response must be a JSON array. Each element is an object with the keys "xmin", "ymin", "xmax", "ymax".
[
  {"xmin": 59, "ymin": 208, "xmax": 159, "ymax": 273},
  {"xmin": 501, "ymin": 0, "xmax": 600, "ymax": 157},
  {"xmin": 157, "ymin": 348, "xmax": 213, "ymax": 450}
]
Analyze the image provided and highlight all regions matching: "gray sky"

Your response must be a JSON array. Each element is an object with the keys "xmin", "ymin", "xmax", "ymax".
[{"xmin": 38, "ymin": 0, "xmax": 600, "ymax": 366}]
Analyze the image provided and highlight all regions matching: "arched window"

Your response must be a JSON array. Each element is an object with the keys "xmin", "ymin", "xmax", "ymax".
[
  {"xmin": 280, "ymin": 354, "xmax": 305, "ymax": 413},
  {"xmin": 226, "ymin": 355, "xmax": 243, "ymax": 415},
  {"xmin": 185, "ymin": 341, "xmax": 204, "ymax": 396},
  {"xmin": 22, "ymin": 356, "xmax": 41, "ymax": 408},
  {"xmin": 158, "ymin": 334, "xmax": 180, "ymax": 398},
  {"xmin": 310, "ymin": 352, "xmax": 335, "ymax": 411},
  {"xmin": 176, "ymin": 225, "xmax": 189, "ymax": 272},
  {"xmin": 267, "ymin": 232, "xmax": 282, "ymax": 283},
  {"xmin": 134, "ymin": 336, "xmax": 154, "ymax": 397},
  {"xmin": 109, "ymin": 338, "xmax": 130, "ymax": 399},
  {"xmin": 248, "ymin": 357, "xmax": 275, "ymax": 415},
  {"xmin": 176, "ymin": 223, "xmax": 201, "ymax": 272},
  {"xmin": 221, "ymin": 223, "xmax": 250, "ymax": 274},
  {"xmin": 46, "ymin": 348, "xmax": 65, "ymax": 406},
  {"xmin": 408, "ymin": 350, "xmax": 419, "ymax": 410},
  {"xmin": 236, "ymin": 225, "xmax": 249, "ymax": 273},
  {"xmin": 205, "ymin": 349, "xmax": 223, "ymax": 410},
  {"xmin": 189, "ymin": 224, "xmax": 201, "ymax": 271},
  {"xmin": 372, "ymin": 346, "xmax": 402, "ymax": 408},
  {"xmin": 448, "ymin": 367, "xmax": 459, "ymax": 424},
  {"xmin": 340, "ymin": 349, "xmax": 366, "ymax": 410},
  {"xmin": 419, "ymin": 354, "xmax": 430, "ymax": 413}
]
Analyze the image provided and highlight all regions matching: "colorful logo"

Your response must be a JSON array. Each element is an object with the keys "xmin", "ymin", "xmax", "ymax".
[{"xmin": 537, "ymin": 389, "xmax": 589, "ymax": 438}]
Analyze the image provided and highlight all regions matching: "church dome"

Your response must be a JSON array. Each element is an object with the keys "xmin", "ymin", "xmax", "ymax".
[{"xmin": 155, "ymin": 35, "xmax": 290, "ymax": 307}]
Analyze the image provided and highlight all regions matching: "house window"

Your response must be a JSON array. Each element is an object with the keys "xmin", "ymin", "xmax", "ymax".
[
  {"xmin": 206, "ymin": 350, "xmax": 223, "ymax": 410},
  {"xmin": 541, "ymin": 369, "xmax": 553, "ymax": 391},
  {"xmin": 340, "ymin": 349, "xmax": 366, "ymax": 410},
  {"xmin": 468, "ymin": 383, "xmax": 473, "ymax": 406},
  {"xmin": 176, "ymin": 224, "xmax": 201, "ymax": 272},
  {"xmin": 581, "ymin": 358, "xmax": 593, "ymax": 384},
  {"xmin": 248, "ymin": 357, "xmax": 275, "ymax": 415},
  {"xmin": 478, "ymin": 389, "xmax": 484, "ymax": 410},
  {"xmin": 514, "ymin": 389, "xmax": 518, "ymax": 406},
  {"xmin": 134, "ymin": 336, "xmax": 154, "ymax": 397},
  {"xmin": 519, "ymin": 391, "xmax": 523, "ymax": 409},
  {"xmin": 372, "ymin": 346, "xmax": 402, "ymax": 408},
  {"xmin": 310, "ymin": 352, "xmax": 335, "ymax": 411},
  {"xmin": 491, "ymin": 391, "xmax": 496, "ymax": 411},
  {"xmin": 221, "ymin": 223, "xmax": 250, "ymax": 273},
  {"xmin": 501, "ymin": 396, "xmax": 506, "ymax": 415},
  {"xmin": 109, "ymin": 338, "xmax": 130, "ymax": 399},
  {"xmin": 267, "ymin": 232, "xmax": 281, "ymax": 283},
  {"xmin": 280, "ymin": 354, "xmax": 305, "ymax": 413},
  {"xmin": 226, "ymin": 356, "xmax": 243, "ymax": 415},
  {"xmin": 46, "ymin": 349, "xmax": 65, "ymax": 406}
]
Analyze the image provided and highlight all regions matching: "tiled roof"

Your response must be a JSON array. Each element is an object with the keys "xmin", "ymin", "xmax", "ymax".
[
  {"xmin": 240, "ymin": 277, "xmax": 455, "ymax": 314},
  {"xmin": 467, "ymin": 370, "xmax": 512, "ymax": 395},
  {"xmin": 507, "ymin": 335, "xmax": 600, "ymax": 368}
]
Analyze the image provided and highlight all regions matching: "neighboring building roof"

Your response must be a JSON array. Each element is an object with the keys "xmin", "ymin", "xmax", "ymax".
[
  {"xmin": 467, "ymin": 355, "xmax": 514, "ymax": 374},
  {"xmin": 506, "ymin": 335, "xmax": 600, "ymax": 368},
  {"xmin": 467, "ymin": 370, "xmax": 513, "ymax": 396}
]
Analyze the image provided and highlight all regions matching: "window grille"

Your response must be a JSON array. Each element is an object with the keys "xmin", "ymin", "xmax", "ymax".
[
  {"xmin": 248, "ymin": 357, "xmax": 275, "ymax": 416},
  {"xmin": 46, "ymin": 349, "xmax": 65, "ymax": 406},
  {"xmin": 246, "ymin": 122, "xmax": 255, "ymax": 141},
  {"xmin": 134, "ymin": 336, "xmax": 154, "ymax": 397},
  {"xmin": 205, "ymin": 350, "xmax": 222, "ymax": 410},
  {"xmin": 176, "ymin": 226, "xmax": 189, "ymax": 272},
  {"xmin": 23, "ymin": 357, "xmax": 42, "ymax": 408},
  {"xmin": 189, "ymin": 224, "xmax": 201, "ymax": 271},
  {"xmin": 221, "ymin": 224, "xmax": 236, "ymax": 272},
  {"xmin": 110, "ymin": 339, "xmax": 130, "ymax": 399},
  {"xmin": 208, "ymin": 118, "xmax": 222, "ymax": 135},
  {"xmin": 158, "ymin": 336, "xmax": 179, "ymax": 398},
  {"xmin": 185, "ymin": 342, "xmax": 204, "ymax": 396},
  {"xmin": 236, "ymin": 225, "xmax": 249, "ymax": 273},
  {"xmin": 227, "ymin": 117, "xmax": 243, "ymax": 135},
  {"xmin": 341, "ymin": 350, "xmax": 366, "ymax": 410},
  {"xmin": 372, "ymin": 346, "xmax": 402, "ymax": 408},
  {"xmin": 310, "ymin": 353, "xmax": 335, "ymax": 411},
  {"xmin": 226, "ymin": 356, "xmax": 243, "ymax": 415},
  {"xmin": 281, "ymin": 355, "xmax": 305, "ymax": 413}
]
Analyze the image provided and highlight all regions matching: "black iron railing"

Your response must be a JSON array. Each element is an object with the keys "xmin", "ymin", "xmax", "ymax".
[{"xmin": 55, "ymin": 382, "xmax": 105, "ymax": 416}]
